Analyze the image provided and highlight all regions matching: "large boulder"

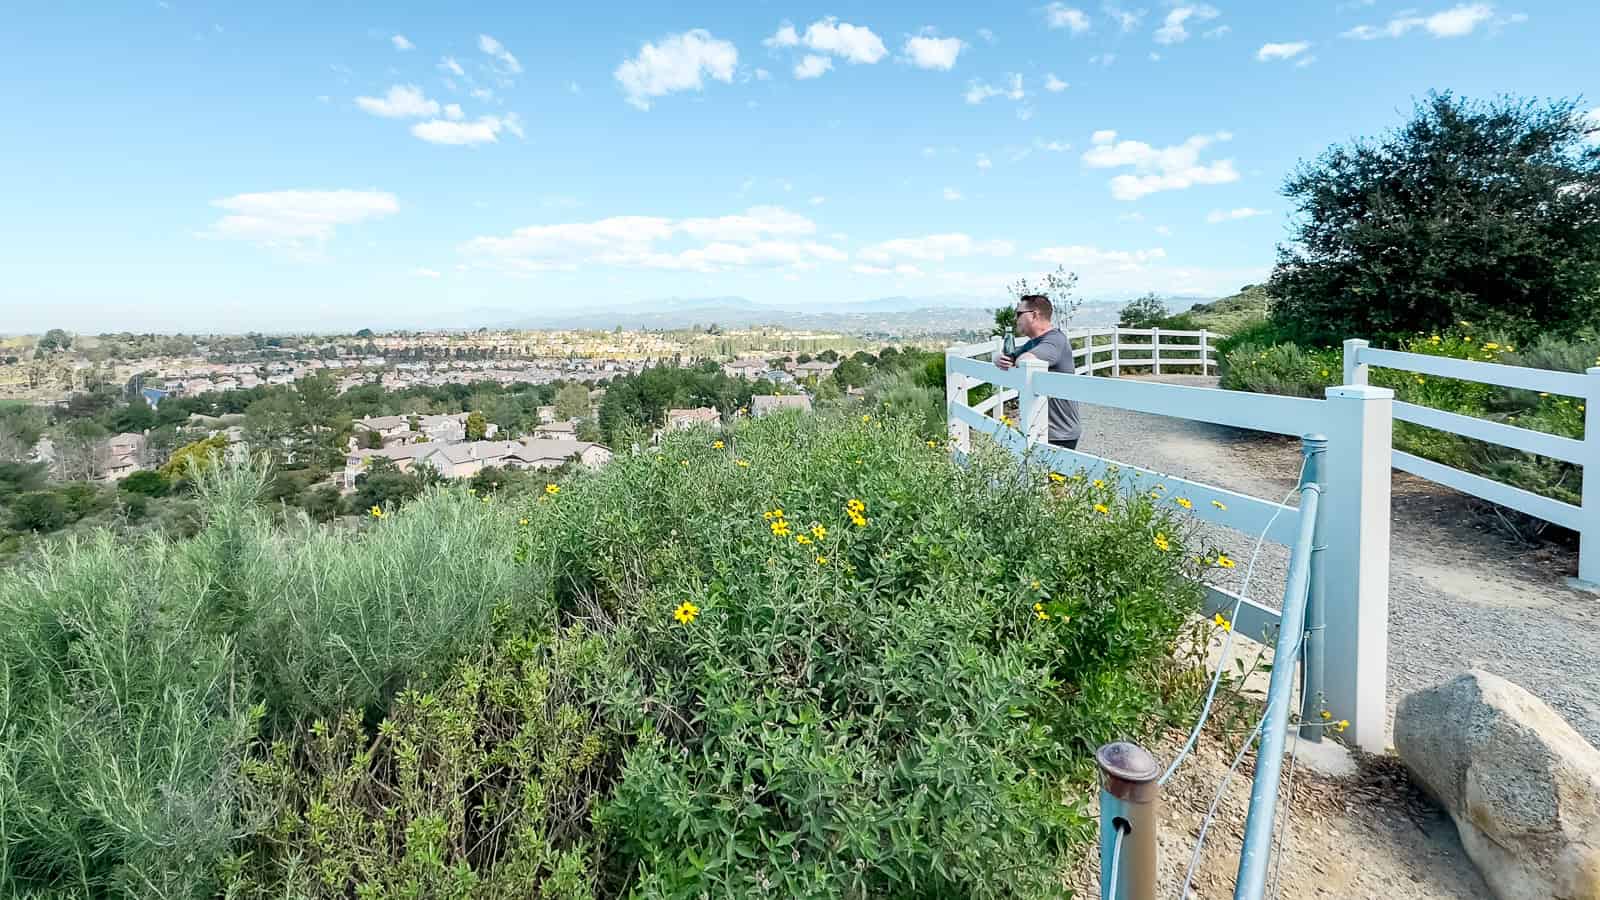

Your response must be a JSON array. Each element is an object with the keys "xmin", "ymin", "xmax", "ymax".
[{"xmin": 1395, "ymin": 670, "xmax": 1600, "ymax": 900}]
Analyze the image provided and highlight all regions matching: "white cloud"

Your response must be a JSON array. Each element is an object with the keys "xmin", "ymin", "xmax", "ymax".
[
  {"xmin": 1036, "ymin": 138, "xmax": 1072, "ymax": 151},
  {"xmin": 1089, "ymin": 52, "xmax": 1116, "ymax": 66},
  {"xmin": 799, "ymin": 18, "xmax": 888, "ymax": 63},
  {"xmin": 1017, "ymin": 107, "xmax": 1034, "ymax": 121},
  {"xmin": 410, "ymin": 114, "xmax": 523, "ymax": 146},
  {"xmin": 1045, "ymin": 72, "xmax": 1069, "ymax": 92},
  {"xmin": 852, "ymin": 263, "xmax": 926, "ymax": 277},
  {"xmin": 755, "ymin": 67, "xmax": 772, "ymax": 80},
  {"xmin": 462, "ymin": 206, "xmax": 841, "ymax": 273},
  {"xmin": 391, "ymin": 34, "xmax": 414, "ymax": 51},
  {"xmin": 977, "ymin": 154, "xmax": 993, "ymax": 170},
  {"xmin": 764, "ymin": 22, "xmax": 801, "ymax": 48},
  {"xmin": 478, "ymin": 34, "xmax": 522, "ymax": 74},
  {"xmin": 470, "ymin": 87, "xmax": 494, "ymax": 101},
  {"xmin": 809, "ymin": 195, "xmax": 826, "ymax": 206},
  {"xmin": 1206, "ymin": 207, "xmax": 1268, "ymax": 223},
  {"xmin": 965, "ymin": 73, "xmax": 1024, "ymax": 104},
  {"xmin": 943, "ymin": 187, "xmax": 963, "ymax": 200},
  {"xmin": 1342, "ymin": 3, "xmax": 1519, "ymax": 39},
  {"xmin": 439, "ymin": 56, "xmax": 465, "ymax": 77},
  {"xmin": 977, "ymin": 27, "xmax": 997, "ymax": 43},
  {"xmin": 1082, "ymin": 129, "xmax": 1240, "ymax": 200},
  {"xmin": 1154, "ymin": 4, "xmax": 1220, "ymax": 44},
  {"xmin": 1155, "ymin": 224, "xmax": 1173, "ymax": 236},
  {"xmin": 1294, "ymin": 55, "xmax": 1317, "ymax": 68},
  {"xmin": 614, "ymin": 29, "xmax": 738, "ymax": 110},
  {"xmin": 858, "ymin": 233, "xmax": 1014, "ymax": 264},
  {"xmin": 1032, "ymin": 244, "xmax": 1166, "ymax": 270},
  {"xmin": 794, "ymin": 54, "xmax": 833, "ymax": 79},
  {"xmin": 355, "ymin": 84, "xmax": 439, "ymax": 118},
  {"xmin": 903, "ymin": 31, "xmax": 965, "ymax": 70},
  {"xmin": 1257, "ymin": 41, "xmax": 1311, "ymax": 61},
  {"xmin": 412, "ymin": 267, "xmax": 441, "ymax": 278},
  {"xmin": 1044, "ymin": 3, "xmax": 1092, "ymax": 33},
  {"xmin": 1203, "ymin": 25, "xmax": 1231, "ymax": 38},
  {"xmin": 202, "ymin": 189, "xmax": 399, "ymax": 250},
  {"xmin": 1104, "ymin": 3, "xmax": 1145, "ymax": 31},
  {"xmin": 443, "ymin": 103, "xmax": 463, "ymax": 120}
]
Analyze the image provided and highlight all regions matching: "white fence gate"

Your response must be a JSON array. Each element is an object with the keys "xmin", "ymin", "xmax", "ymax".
[
  {"xmin": 946, "ymin": 337, "xmax": 1394, "ymax": 751},
  {"xmin": 1344, "ymin": 339, "xmax": 1597, "ymax": 586}
]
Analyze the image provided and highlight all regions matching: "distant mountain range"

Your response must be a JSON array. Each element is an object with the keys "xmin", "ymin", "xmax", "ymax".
[{"xmin": 489, "ymin": 293, "xmax": 1221, "ymax": 335}]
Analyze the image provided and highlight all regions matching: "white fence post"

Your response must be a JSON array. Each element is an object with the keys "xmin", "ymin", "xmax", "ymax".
[
  {"xmin": 1018, "ymin": 357, "xmax": 1048, "ymax": 446},
  {"xmin": 1111, "ymin": 328, "xmax": 1122, "ymax": 377},
  {"xmin": 1151, "ymin": 327, "xmax": 1161, "ymax": 376},
  {"xmin": 1342, "ymin": 339, "xmax": 1370, "ymax": 386},
  {"xmin": 1579, "ymin": 367, "xmax": 1600, "ymax": 587},
  {"xmin": 945, "ymin": 352, "xmax": 971, "ymax": 453},
  {"xmin": 1199, "ymin": 330, "xmax": 1211, "ymax": 376},
  {"xmin": 1320, "ymin": 383, "xmax": 1393, "ymax": 752}
]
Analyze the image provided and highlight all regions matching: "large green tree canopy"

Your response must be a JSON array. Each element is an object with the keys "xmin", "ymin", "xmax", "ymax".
[{"xmin": 1268, "ymin": 93, "xmax": 1600, "ymax": 345}]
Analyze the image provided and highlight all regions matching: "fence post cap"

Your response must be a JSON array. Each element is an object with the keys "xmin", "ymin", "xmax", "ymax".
[
  {"xmin": 1096, "ymin": 741, "xmax": 1160, "ymax": 801},
  {"xmin": 1324, "ymin": 384, "xmax": 1394, "ymax": 400}
]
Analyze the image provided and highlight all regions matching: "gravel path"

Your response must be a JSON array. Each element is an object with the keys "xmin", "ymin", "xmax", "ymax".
[{"xmin": 1078, "ymin": 375, "xmax": 1600, "ymax": 745}]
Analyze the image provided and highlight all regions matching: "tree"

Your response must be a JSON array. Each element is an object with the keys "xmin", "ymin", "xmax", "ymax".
[
  {"xmin": 54, "ymin": 419, "xmax": 109, "ymax": 481},
  {"xmin": 10, "ymin": 491, "xmax": 67, "ymax": 533},
  {"xmin": 160, "ymin": 434, "xmax": 229, "ymax": 482},
  {"xmin": 1269, "ymin": 92, "xmax": 1600, "ymax": 345},
  {"xmin": 796, "ymin": 352, "xmax": 813, "ymax": 364},
  {"xmin": 466, "ymin": 411, "xmax": 488, "ymax": 441},
  {"xmin": 119, "ymin": 469, "xmax": 171, "ymax": 497},
  {"xmin": 553, "ymin": 383, "xmax": 591, "ymax": 421},
  {"xmin": 817, "ymin": 349, "xmax": 839, "ymax": 363},
  {"xmin": 36, "ymin": 328, "xmax": 73, "ymax": 353},
  {"xmin": 0, "ymin": 402, "xmax": 47, "ymax": 461},
  {"xmin": 361, "ymin": 429, "xmax": 384, "ymax": 450},
  {"xmin": 1119, "ymin": 293, "xmax": 1168, "ymax": 328},
  {"xmin": 1006, "ymin": 265, "xmax": 1081, "ymax": 326},
  {"xmin": 355, "ymin": 328, "xmax": 375, "ymax": 338},
  {"xmin": 0, "ymin": 461, "xmax": 48, "ymax": 500}
]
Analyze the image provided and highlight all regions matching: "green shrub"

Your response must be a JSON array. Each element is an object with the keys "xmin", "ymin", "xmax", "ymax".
[
  {"xmin": 119, "ymin": 469, "xmax": 171, "ymax": 497},
  {"xmin": 8, "ymin": 491, "xmax": 68, "ymax": 533},
  {"xmin": 1219, "ymin": 343, "xmax": 1341, "ymax": 398}
]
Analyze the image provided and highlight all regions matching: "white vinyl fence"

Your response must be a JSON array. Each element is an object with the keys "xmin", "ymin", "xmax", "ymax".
[
  {"xmin": 1060, "ymin": 326, "xmax": 1226, "ymax": 376},
  {"xmin": 946, "ymin": 337, "xmax": 1394, "ymax": 751},
  {"xmin": 1344, "ymin": 338, "xmax": 1599, "ymax": 586}
]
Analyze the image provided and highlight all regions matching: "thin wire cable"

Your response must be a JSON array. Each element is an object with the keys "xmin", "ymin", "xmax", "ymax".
[
  {"xmin": 1177, "ymin": 621, "xmax": 1313, "ymax": 900},
  {"xmin": 1265, "ymin": 631, "xmax": 1311, "ymax": 900},
  {"xmin": 1179, "ymin": 711, "xmax": 1266, "ymax": 900},
  {"xmin": 1107, "ymin": 821, "xmax": 1127, "ymax": 897},
  {"xmin": 1160, "ymin": 455, "xmax": 1310, "ymax": 786}
]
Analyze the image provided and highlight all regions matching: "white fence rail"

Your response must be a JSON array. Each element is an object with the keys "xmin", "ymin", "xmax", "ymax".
[
  {"xmin": 1343, "ymin": 338, "xmax": 1597, "ymax": 585},
  {"xmin": 1057, "ymin": 326, "xmax": 1226, "ymax": 376},
  {"xmin": 947, "ymin": 338, "xmax": 1394, "ymax": 751}
]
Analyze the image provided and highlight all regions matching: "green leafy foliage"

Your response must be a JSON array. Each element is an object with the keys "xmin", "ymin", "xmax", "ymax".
[
  {"xmin": 119, "ymin": 469, "xmax": 171, "ymax": 497},
  {"xmin": 1268, "ymin": 93, "xmax": 1600, "ymax": 345},
  {"xmin": 1119, "ymin": 293, "xmax": 1168, "ymax": 328}
]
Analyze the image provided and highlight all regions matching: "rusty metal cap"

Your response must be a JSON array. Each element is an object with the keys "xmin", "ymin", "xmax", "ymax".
[{"xmin": 1096, "ymin": 742, "xmax": 1162, "ymax": 801}]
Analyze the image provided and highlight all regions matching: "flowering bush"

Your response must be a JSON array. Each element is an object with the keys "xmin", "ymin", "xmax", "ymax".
[{"xmin": 0, "ymin": 411, "xmax": 1205, "ymax": 898}]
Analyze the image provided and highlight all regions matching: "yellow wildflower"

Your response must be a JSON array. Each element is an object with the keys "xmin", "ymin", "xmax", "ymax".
[
  {"xmin": 1336, "ymin": 719, "xmax": 1349, "ymax": 733},
  {"xmin": 764, "ymin": 508, "xmax": 785, "ymax": 519},
  {"xmin": 1030, "ymin": 579, "xmax": 1040, "ymax": 589},
  {"xmin": 1483, "ymin": 342, "xmax": 1499, "ymax": 351},
  {"xmin": 1463, "ymin": 336, "xmax": 1473, "ymax": 343},
  {"xmin": 369, "ymin": 505, "xmax": 384, "ymax": 519},
  {"xmin": 1213, "ymin": 613, "xmax": 1231, "ymax": 632},
  {"xmin": 862, "ymin": 414, "xmax": 872, "ymax": 423},
  {"xmin": 712, "ymin": 440, "xmax": 725, "ymax": 449},
  {"xmin": 736, "ymin": 459, "xmax": 751, "ymax": 467},
  {"xmin": 848, "ymin": 512, "xmax": 868, "ymax": 528},
  {"xmin": 1320, "ymin": 710, "xmax": 1332, "ymax": 720},
  {"xmin": 545, "ymin": 483, "xmax": 560, "ymax": 495},
  {"xmin": 815, "ymin": 556, "xmax": 828, "ymax": 566},
  {"xmin": 927, "ymin": 439, "xmax": 938, "ymax": 448},
  {"xmin": 771, "ymin": 520, "xmax": 791, "ymax": 537},
  {"xmin": 1049, "ymin": 472, "xmax": 1066, "ymax": 484},
  {"xmin": 1092, "ymin": 479, "xmax": 1105, "ymax": 489},
  {"xmin": 518, "ymin": 517, "xmax": 529, "ymax": 526},
  {"xmin": 673, "ymin": 601, "xmax": 700, "ymax": 625},
  {"xmin": 1175, "ymin": 497, "xmax": 1193, "ymax": 509},
  {"xmin": 811, "ymin": 524, "xmax": 827, "ymax": 539},
  {"xmin": 1153, "ymin": 533, "xmax": 1171, "ymax": 552},
  {"xmin": 795, "ymin": 534, "xmax": 812, "ymax": 545},
  {"xmin": 846, "ymin": 498, "xmax": 865, "ymax": 513},
  {"xmin": 1320, "ymin": 369, "xmax": 1330, "ymax": 378},
  {"xmin": 1094, "ymin": 503, "xmax": 1110, "ymax": 515},
  {"xmin": 1216, "ymin": 554, "xmax": 1236, "ymax": 569},
  {"xmin": 1211, "ymin": 499, "xmax": 1227, "ymax": 510},
  {"xmin": 1034, "ymin": 602, "xmax": 1050, "ymax": 621}
]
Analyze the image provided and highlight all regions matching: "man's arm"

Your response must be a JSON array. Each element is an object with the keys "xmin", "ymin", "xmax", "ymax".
[{"xmin": 1018, "ymin": 332, "xmax": 1067, "ymax": 368}]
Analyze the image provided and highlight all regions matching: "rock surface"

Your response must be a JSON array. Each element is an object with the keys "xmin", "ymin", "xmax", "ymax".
[{"xmin": 1395, "ymin": 669, "xmax": 1600, "ymax": 900}]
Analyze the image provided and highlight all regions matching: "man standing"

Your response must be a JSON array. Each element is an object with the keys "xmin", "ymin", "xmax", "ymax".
[{"xmin": 995, "ymin": 294, "xmax": 1081, "ymax": 450}]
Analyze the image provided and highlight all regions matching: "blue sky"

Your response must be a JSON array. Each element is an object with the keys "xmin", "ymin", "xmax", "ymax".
[{"xmin": 2, "ymin": 1, "xmax": 1594, "ymax": 333}]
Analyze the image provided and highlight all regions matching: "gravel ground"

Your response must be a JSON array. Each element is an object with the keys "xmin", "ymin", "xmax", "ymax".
[{"xmin": 1077, "ymin": 375, "xmax": 1600, "ymax": 746}]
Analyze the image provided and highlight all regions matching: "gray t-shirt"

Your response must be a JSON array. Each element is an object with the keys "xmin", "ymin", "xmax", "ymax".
[{"xmin": 1016, "ymin": 328, "xmax": 1081, "ymax": 442}]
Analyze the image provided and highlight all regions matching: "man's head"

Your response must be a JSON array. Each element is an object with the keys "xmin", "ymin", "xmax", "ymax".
[{"xmin": 1014, "ymin": 294, "xmax": 1053, "ymax": 338}]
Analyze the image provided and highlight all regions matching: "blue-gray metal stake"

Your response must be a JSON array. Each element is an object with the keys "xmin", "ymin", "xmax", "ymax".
[
  {"xmin": 1297, "ymin": 435, "xmax": 1327, "ymax": 742},
  {"xmin": 1233, "ymin": 437, "xmax": 1325, "ymax": 900},
  {"xmin": 1096, "ymin": 742, "xmax": 1160, "ymax": 900}
]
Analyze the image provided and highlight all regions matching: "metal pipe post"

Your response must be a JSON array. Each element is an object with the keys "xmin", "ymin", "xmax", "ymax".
[
  {"xmin": 1096, "ymin": 742, "xmax": 1160, "ymax": 900},
  {"xmin": 1297, "ymin": 435, "xmax": 1328, "ymax": 742},
  {"xmin": 1233, "ymin": 470, "xmax": 1324, "ymax": 899}
]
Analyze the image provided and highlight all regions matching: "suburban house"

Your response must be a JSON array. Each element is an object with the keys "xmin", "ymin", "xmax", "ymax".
[
  {"xmin": 349, "ymin": 412, "xmax": 495, "ymax": 448},
  {"xmin": 343, "ymin": 437, "xmax": 611, "ymax": 489},
  {"xmin": 96, "ymin": 432, "xmax": 146, "ymax": 482},
  {"xmin": 793, "ymin": 360, "xmax": 838, "ymax": 379},
  {"xmin": 751, "ymin": 395, "xmax": 812, "ymax": 417},
  {"xmin": 533, "ymin": 420, "xmax": 577, "ymax": 439},
  {"xmin": 723, "ymin": 359, "xmax": 768, "ymax": 379},
  {"xmin": 665, "ymin": 407, "xmax": 721, "ymax": 431},
  {"xmin": 536, "ymin": 405, "xmax": 557, "ymax": 423}
]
